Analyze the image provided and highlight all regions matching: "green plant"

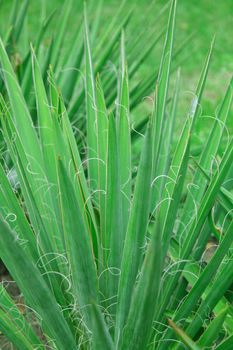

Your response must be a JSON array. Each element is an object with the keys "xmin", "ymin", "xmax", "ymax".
[{"xmin": 0, "ymin": 0, "xmax": 233, "ymax": 349}]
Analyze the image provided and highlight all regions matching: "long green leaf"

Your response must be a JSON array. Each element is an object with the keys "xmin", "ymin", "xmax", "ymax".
[
  {"xmin": 0, "ymin": 284, "xmax": 44, "ymax": 350},
  {"xmin": 84, "ymin": 4, "xmax": 98, "ymax": 194},
  {"xmin": 120, "ymin": 220, "xmax": 162, "ymax": 350},
  {"xmin": 0, "ymin": 219, "xmax": 76, "ymax": 350},
  {"xmin": 57, "ymin": 159, "xmax": 98, "ymax": 325},
  {"xmin": 197, "ymin": 307, "xmax": 228, "ymax": 348},
  {"xmin": 116, "ymin": 123, "xmax": 153, "ymax": 338},
  {"xmin": 104, "ymin": 113, "xmax": 123, "ymax": 310},
  {"xmin": 117, "ymin": 31, "xmax": 131, "ymax": 235}
]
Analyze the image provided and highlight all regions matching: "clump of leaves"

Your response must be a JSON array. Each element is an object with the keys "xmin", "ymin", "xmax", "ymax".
[{"xmin": 0, "ymin": 0, "xmax": 233, "ymax": 349}]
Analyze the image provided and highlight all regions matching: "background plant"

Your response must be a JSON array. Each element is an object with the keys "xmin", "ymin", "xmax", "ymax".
[{"xmin": 0, "ymin": 0, "xmax": 232, "ymax": 349}]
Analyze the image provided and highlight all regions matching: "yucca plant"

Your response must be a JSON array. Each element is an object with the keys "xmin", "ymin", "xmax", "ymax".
[{"xmin": 0, "ymin": 0, "xmax": 233, "ymax": 349}]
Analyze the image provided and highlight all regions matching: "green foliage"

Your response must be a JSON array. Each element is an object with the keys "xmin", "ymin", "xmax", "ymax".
[{"xmin": 0, "ymin": 0, "xmax": 232, "ymax": 349}]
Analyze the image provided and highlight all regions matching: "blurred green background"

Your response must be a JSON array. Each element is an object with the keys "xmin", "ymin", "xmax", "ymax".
[
  {"xmin": 1, "ymin": 1, "xmax": 232, "ymax": 71},
  {"xmin": 0, "ymin": 0, "xmax": 232, "ymax": 140}
]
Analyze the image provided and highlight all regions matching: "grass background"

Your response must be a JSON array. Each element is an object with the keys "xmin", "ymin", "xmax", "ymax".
[{"xmin": 1, "ymin": 1, "xmax": 232, "ymax": 79}]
